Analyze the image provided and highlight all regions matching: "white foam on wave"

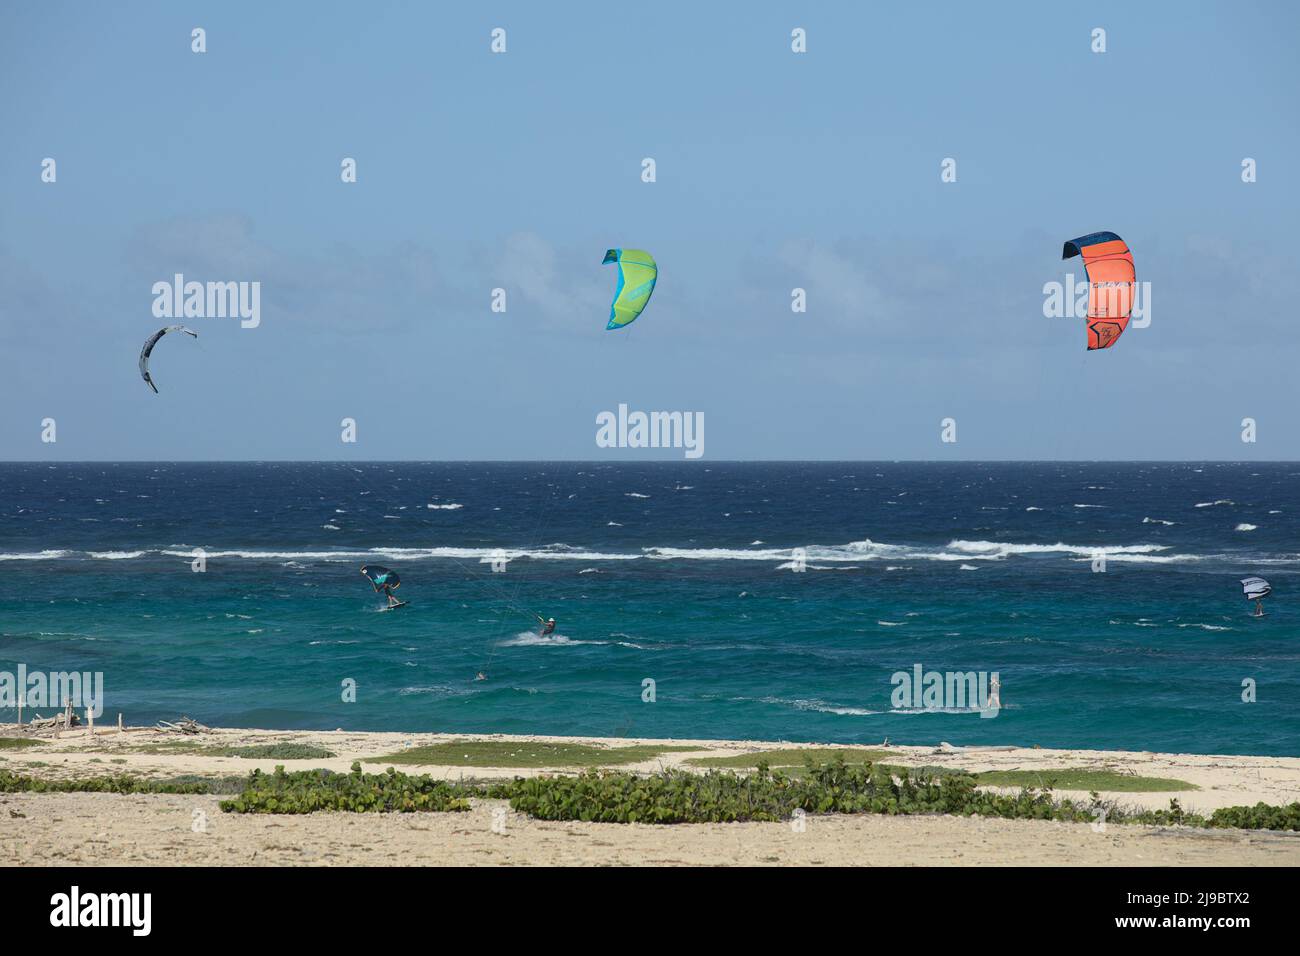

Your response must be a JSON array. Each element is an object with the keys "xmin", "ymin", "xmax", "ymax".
[
  {"xmin": 1236, "ymin": 523, "xmax": 1258, "ymax": 531},
  {"xmin": 946, "ymin": 540, "xmax": 1168, "ymax": 559},
  {"xmin": 745, "ymin": 695, "xmax": 881, "ymax": 716},
  {"xmin": 1073, "ymin": 552, "xmax": 1204, "ymax": 564},
  {"xmin": 1143, "ymin": 517, "xmax": 1176, "ymax": 526},
  {"xmin": 501, "ymin": 631, "xmax": 608, "ymax": 648},
  {"xmin": 398, "ymin": 684, "xmax": 472, "ymax": 699},
  {"xmin": 1195, "ymin": 500, "xmax": 1234, "ymax": 508},
  {"xmin": 427, "ymin": 503, "xmax": 463, "ymax": 510},
  {"xmin": 5, "ymin": 534, "xmax": 1246, "ymax": 568}
]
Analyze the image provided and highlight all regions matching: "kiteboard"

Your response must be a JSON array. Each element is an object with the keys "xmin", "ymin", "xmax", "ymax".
[{"xmin": 381, "ymin": 601, "xmax": 409, "ymax": 612}]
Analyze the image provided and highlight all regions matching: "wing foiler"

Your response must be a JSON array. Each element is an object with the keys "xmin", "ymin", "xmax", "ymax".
[
  {"xmin": 1241, "ymin": 576, "xmax": 1272, "ymax": 600},
  {"xmin": 139, "ymin": 325, "xmax": 198, "ymax": 393},
  {"xmin": 1062, "ymin": 232, "xmax": 1135, "ymax": 350}
]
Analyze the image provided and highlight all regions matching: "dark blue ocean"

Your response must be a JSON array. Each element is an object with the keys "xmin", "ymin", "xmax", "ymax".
[{"xmin": 2, "ymin": 462, "xmax": 1297, "ymax": 755}]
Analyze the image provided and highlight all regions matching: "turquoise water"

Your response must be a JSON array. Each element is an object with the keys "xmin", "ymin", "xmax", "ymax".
[{"xmin": 2, "ymin": 462, "xmax": 1297, "ymax": 755}]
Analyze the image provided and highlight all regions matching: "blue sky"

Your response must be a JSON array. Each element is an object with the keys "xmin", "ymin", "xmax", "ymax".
[{"xmin": 2, "ymin": 1, "xmax": 1297, "ymax": 460}]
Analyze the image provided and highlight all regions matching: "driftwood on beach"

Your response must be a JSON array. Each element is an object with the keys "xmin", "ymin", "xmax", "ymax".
[
  {"xmin": 154, "ymin": 716, "xmax": 211, "ymax": 735},
  {"xmin": 20, "ymin": 702, "xmax": 80, "ymax": 736}
]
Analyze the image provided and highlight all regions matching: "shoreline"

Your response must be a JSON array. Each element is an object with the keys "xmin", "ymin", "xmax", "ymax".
[{"xmin": 4, "ymin": 724, "xmax": 1300, "ymax": 866}]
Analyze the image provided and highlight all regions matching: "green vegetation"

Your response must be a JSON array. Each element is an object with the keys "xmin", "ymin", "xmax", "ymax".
[
  {"xmin": 687, "ymin": 754, "xmax": 1194, "ymax": 793},
  {"xmin": 126, "ymin": 741, "xmax": 335, "ymax": 759},
  {"xmin": 508, "ymin": 760, "xmax": 1085, "ymax": 824},
  {"xmin": 217, "ymin": 743, "xmax": 335, "ymax": 760},
  {"xmin": 0, "ymin": 738, "xmax": 43, "ymax": 751},
  {"xmin": 0, "ymin": 769, "xmax": 214, "ymax": 795},
  {"xmin": 972, "ymin": 768, "xmax": 1194, "ymax": 793},
  {"xmin": 366, "ymin": 740, "xmax": 695, "ymax": 768},
  {"xmin": 220, "ymin": 764, "xmax": 476, "ymax": 814},
  {"xmin": 686, "ymin": 748, "xmax": 890, "ymax": 770},
  {"xmin": 1209, "ymin": 801, "xmax": 1300, "ymax": 831},
  {"xmin": 505, "ymin": 760, "xmax": 1292, "ymax": 829},
  {"xmin": 165, "ymin": 774, "xmax": 249, "ymax": 795},
  {"xmin": 121, "ymin": 742, "xmax": 213, "ymax": 756}
]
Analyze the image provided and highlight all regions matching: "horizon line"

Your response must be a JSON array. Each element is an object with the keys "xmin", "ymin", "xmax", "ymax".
[{"xmin": 0, "ymin": 459, "xmax": 1295, "ymax": 466}]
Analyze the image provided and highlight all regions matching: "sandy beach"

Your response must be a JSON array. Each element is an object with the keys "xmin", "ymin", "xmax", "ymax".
[{"xmin": 4, "ymin": 725, "xmax": 1299, "ymax": 866}]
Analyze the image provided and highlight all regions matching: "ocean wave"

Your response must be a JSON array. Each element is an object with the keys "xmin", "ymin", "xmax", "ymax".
[
  {"xmin": 1143, "ymin": 517, "xmax": 1176, "ymax": 526},
  {"xmin": 1236, "ymin": 523, "xmax": 1258, "ymax": 531},
  {"xmin": 1195, "ymin": 500, "xmax": 1234, "ymax": 508},
  {"xmin": 945, "ymin": 540, "xmax": 1168, "ymax": 559},
  {"xmin": 426, "ymin": 503, "xmax": 463, "ymax": 510},
  {"xmin": 397, "ymin": 684, "xmax": 472, "ymax": 698},
  {"xmin": 0, "ymin": 535, "xmax": 1262, "ymax": 568},
  {"xmin": 743, "ymin": 696, "xmax": 881, "ymax": 716}
]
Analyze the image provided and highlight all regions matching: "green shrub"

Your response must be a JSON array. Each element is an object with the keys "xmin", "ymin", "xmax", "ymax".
[
  {"xmin": 0, "ymin": 770, "xmax": 212, "ymax": 795},
  {"xmin": 220, "ymin": 762, "xmax": 475, "ymax": 814},
  {"xmin": 1208, "ymin": 801, "xmax": 1300, "ymax": 832}
]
